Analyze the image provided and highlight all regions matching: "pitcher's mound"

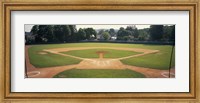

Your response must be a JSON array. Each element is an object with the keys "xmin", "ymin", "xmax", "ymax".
[{"xmin": 76, "ymin": 59, "xmax": 125, "ymax": 69}]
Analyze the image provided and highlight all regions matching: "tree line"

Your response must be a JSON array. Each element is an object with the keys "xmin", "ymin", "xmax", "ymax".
[
  {"xmin": 25, "ymin": 25, "xmax": 175, "ymax": 44},
  {"xmin": 96, "ymin": 25, "xmax": 175, "ymax": 42},
  {"xmin": 25, "ymin": 25, "xmax": 97, "ymax": 44}
]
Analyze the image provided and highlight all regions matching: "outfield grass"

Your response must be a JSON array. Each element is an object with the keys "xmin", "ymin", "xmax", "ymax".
[
  {"xmin": 121, "ymin": 46, "xmax": 175, "ymax": 70},
  {"xmin": 62, "ymin": 49, "xmax": 141, "ymax": 58},
  {"xmin": 53, "ymin": 69, "xmax": 146, "ymax": 78},
  {"xmin": 27, "ymin": 42, "xmax": 175, "ymax": 69},
  {"xmin": 28, "ymin": 47, "xmax": 82, "ymax": 68}
]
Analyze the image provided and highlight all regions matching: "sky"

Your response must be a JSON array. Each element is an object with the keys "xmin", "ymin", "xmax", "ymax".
[{"xmin": 25, "ymin": 24, "xmax": 150, "ymax": 32}]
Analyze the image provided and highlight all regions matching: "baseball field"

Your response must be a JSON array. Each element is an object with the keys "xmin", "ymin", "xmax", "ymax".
[{"xmin": 26, "ymin": 42, "xmax": 175, "ymax": 78}]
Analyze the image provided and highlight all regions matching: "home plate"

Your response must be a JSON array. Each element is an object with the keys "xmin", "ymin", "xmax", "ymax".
[{"xmin": 76, "ymin": 59, "xmax": 125, "ymax": 69}]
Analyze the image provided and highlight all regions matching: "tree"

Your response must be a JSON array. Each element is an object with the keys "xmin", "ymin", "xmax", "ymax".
[
  {"xmin": 31, "ymin": 25, "xmax": 39, "ymax": 35},
  {"xmin": 35, "ymin": 25, "xmax": 47, "ymax": 43},
  {"xmin": 84, "ymin": 28, "xmax": 97, "ymax": 40},
  {"xmin": 117, "ymin": 27, "xmax": 132, "ymax": 40},
  {"xmin": 61, "ymin": 25, "xmax": 71, "ymax": 42},
  {"xmin": 53, "ymin": 25, "xmax": 71, "ymax": 42},
  {"xmin": 53, "ymin": 25, "xmax": 63, "ymax": 42},
  {"xmin": 138, "ymin": 29, "xmax": 149, "ymax": 41},
  {"xmin": 122, "ymin": 36, "xmax": 130, "ymax": 41},
  {"xmin": 25, "ymin": 35, "xmax": 27, "ymax": 42},
  {"xmin": 69, "ymin": 25, "xmax": 77, "ymax": 41},
  {"xmin": 102, "ymin": 31, "xmax": 110, "ymax": 40},
  {"xmin": 26, "ymin": 25, "xmax": 39, "ymax": 44},
  {"xmin": 117, "ymin": 27, "xmax": 124, "ymax": 40},
  {"xmin": 126, "ymin": 25, "xmax": 139, "ymax": 38},
  {"xmin": 77, "ymin": 28, "xmax": 86, "ymax": 40},
  {"xmin": 31, "ymin": 25, "xmax": 82, "ymax": 43},
  {"xmin": 125, "ymin": 26, "xmax": 134, "ymax": 35},
  {"xmin": 69, "ymin": 25, "xmax": 77, "ymax": 34},
  {"xmin": 133, "ymin": 27, "xmax": 139, "ymax": 38},
  {"xmin": 45, "ymin": 25, "xmax": 54, "ymax": 42},
  {"xmin": 170, "ymin": 25, "xmax": 175, "ymax": 41},
  {"xmin": 98, "ymin": 29, "xmax": 104, "ymax": 35},
  {"xmin": 163, "ymin": 25, "xmax": 173, "ymax": 40},
  {"xmin": 118, "ymin": 27, "xmax": 125, "ymax": 32},
  {"xmin": 149, "ymin": 25, "xmax": 164, "ymax": 40},
  {"xmin": 109, "ymin": 28, "xmax": 116, "ymax": 36}
]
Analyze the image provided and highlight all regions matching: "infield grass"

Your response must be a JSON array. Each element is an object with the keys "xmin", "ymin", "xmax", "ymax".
[{"xmin": 62, "ymin": 49, "xmax": 142, "ymax": 58}]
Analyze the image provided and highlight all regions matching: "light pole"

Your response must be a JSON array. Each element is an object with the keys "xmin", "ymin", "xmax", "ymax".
[{"xmin": 168, "ymin": 42, "xmax": 175, "ymax": 78}]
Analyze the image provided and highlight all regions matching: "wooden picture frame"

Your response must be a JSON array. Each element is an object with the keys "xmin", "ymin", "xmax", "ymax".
[{"xmin": 0, "ymin": 0, "xmax": 199, "ymax": 102}]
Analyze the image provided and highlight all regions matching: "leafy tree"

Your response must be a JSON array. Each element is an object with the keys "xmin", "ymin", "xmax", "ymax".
[
  {"xmin": 25, "ymin": 35, "xmax": 27, "ymax": 42},
  {"xmin": 123, "ymin": 30, "xmax": 132, "ymax": 37},
  {"xmin": 53, "ymin": 25, "xmax": 71, "ymax": 42},
  {"xmin": 149, "ymin": 25, "xmax": 163, "ymax": 40},
  {"xmin": 170, "ymin": 25, "xmax": 175, "ymax": 41},
  {"xmin": 163, "ymin": 25, "xmax": 173, "ymax": 40},
  {"xmin": 77, "ymin": 28, "xmax": 86, "ymax": 40},
  {"xmin": 69, "ymin": 25, "xmax": 77, "ymax": 34},
  {"xmin": 30, "ymin": 25, "xmax": 79, "ymax": 43},
  {"xmin": 35, "ymin": 25, "xmax": 48, "ymax": 43},
  {"xmin": 117, "ymin": 27, "xmax": 132, "ymax": 40},
  {"xmin": 117, "ymin": 27, "xmax": 124, "ymax": 40},
  {"xmin": 31, "ymin": 25, "xmax": 39, "ymax": 35},
  {"xmin": 61, "ymin": 25, "xmax": 71, "ymax": 42},
  {"xmin": 84, "ymin": 28, "xmax": 97, "ymax": 40},
  {"xmin": 122, "ymin": 36, "xmax": 130, "ymax": 41},
  {"xmin": 69, "ymin": 25, "xmax": 77, "ymax": 41},
  {"xmin": 35, "ymin": 35, "xmax": 42, "ymax": 43},
  {"xmin": 25, "ymin": 25, "xmax": 39, "ymax": 44},
  {"xmin": 133, "ymin": 28, "xmax": 139, "ymax": 38},
  {"xmin": 45, "ymin": 25, "xmax": 54, "ymax": 42},
  {"xmin": 25, "ymin": 34, "xmax": 35, "ymax": 44},
  {"xmin": 53, "ymin": 25, "xmax": 63, "ymax": 42},
  {"xmin": 118, "ymin": 27, "xmax": 125, "ymax": 32},
  {"xmin": 102, "ymin": 31, "xmax": 110, "ymax": 40},
  {"xmin": 138, "ymin": 29, "xmax": 149, "ymax": 41},
  {"xmin": 126, "ymin": 25, "xmax": 139, "ymax": 38},
  {"xmin": 125, "ymin": 26, "xmax": 134, "ymax": 35},
  {"xmin": 109, "ymin": 28, "xmax": 116, "ymax": 36},
  {"xmin": 98, "ymin": 29, "xmax": 104, "ymax": 36}
]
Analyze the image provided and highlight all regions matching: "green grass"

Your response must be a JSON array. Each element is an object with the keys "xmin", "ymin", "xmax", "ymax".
[
  {"xmin": 121, "ymin": 46, "xmax": 175, "ymax": 70},
  {"xmin": 53, "ymin": 69, "xmax": 146, "ymax": 78},
  {"xmin": 28, "ymin": 48, "xmax": 81, "ymax": 68},
  {"xmin": 62, "ymin": 49, "xmax": 141, "ymax": 58},
  {"xmin": 28, "ymin": 43, "xmax": 175, "ymax": 69},
  {"xmin": 171, "ymin": 47, "xmax": 175, "ymax": 68}
]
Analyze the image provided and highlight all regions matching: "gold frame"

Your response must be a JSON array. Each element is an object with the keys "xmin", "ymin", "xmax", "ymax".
[{"xmin": 0, "ymin": 0, "xmax": 199, "ymax": 102}]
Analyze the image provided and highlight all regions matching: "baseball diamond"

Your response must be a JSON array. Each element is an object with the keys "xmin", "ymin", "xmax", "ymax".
[{"xmin": 26, "ymin": 43, "xmax": 175, "ymax": 78}]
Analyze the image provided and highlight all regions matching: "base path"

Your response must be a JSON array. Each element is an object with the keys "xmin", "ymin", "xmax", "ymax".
[{"xmin": 26, "ymin": 46, "xmax": 175, "ymax": 78}]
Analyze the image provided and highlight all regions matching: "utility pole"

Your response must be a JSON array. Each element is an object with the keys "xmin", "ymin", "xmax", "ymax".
[{"xmin": 168, "ymin": 42, "xmax": 175, "ymax": 78}]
